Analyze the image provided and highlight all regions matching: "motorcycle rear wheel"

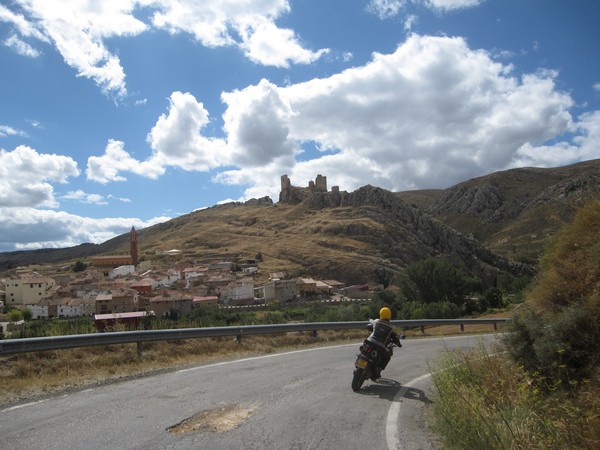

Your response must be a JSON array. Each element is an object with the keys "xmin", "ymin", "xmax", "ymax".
[{"xmin": 352, "ymin": 367, "xmax": 367, "ymax": 392}]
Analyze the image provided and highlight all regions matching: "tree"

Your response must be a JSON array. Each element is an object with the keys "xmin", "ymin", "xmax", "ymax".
[
  {"xmin": 374, "ymin": 267, "xmax": 396, "ymax": 289},
  {"xmin": 73, "ymin": 261, "xmax": 86, "ymax": 272},
  {"xmin": 8, "ymin": 309, "xmax": 23, "ymax": 322},
  {"xmin": 397, "ymin": 257, "xmax": 471, "ymax": 306},
  {"xmin": 21, "ymin": 307, "xmax": 33, "ymax": 321},
  {"xmin": 484, "ymin": 287, "xmax": 505, "ymax": 308}
]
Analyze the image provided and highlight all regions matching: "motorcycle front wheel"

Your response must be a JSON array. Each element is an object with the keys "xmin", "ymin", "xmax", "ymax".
[{"xmin": 352, "ymin": 367, "xmax": 367, "ymax": 392}]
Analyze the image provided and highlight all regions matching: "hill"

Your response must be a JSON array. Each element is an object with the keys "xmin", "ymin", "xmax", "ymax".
[
  {"xmin": 415, "ymin": 159, "xmax": 600, "ymax": 262},
  {"xmin": 2, "ymin": 159, "xmax": 599, "ymax": 284}
]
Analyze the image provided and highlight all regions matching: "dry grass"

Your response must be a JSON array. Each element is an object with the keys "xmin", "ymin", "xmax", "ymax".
[{"xmin": 431, "ymin": 345, "xmax": 600, "ymax": 449}]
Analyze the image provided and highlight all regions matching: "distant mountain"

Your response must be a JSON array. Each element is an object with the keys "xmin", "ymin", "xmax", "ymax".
[{"xmin": 2, "ymin": 159, "xmax": 599, "ymax": 285}]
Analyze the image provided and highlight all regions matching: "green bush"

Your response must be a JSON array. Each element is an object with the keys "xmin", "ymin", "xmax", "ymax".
[
  {"xmin": 504, "ymin": 303, "xmax": 600, "ymax": 389},
  {"xmin": 8, "ymin": 309, "xmax": 23, "ymax": 322}
]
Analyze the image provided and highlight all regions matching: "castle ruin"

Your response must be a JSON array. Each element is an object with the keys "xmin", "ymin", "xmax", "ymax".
[{"xmin": 279, "ymin": 174, "xmax": 341, "ymax": 205}]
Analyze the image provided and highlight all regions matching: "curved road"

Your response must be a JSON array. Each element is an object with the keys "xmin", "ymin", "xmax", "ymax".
[{"xmin": 0, "ymin": 334, "xmax": 502, "ymax": 449}]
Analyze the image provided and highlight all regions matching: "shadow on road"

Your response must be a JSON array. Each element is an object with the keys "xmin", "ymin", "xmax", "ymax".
[{"xmin": 358, "ymin": 379, "xmax": 434, "ymax": 404}]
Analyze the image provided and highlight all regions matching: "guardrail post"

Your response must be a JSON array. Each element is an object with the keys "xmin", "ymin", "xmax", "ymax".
[
  {"xmin": 136, "ymin": 341, "xmax": 143, "ymax": 356},
  {"xmin": 236, "ymin": 334, "xmax": 242, "ymax": 344},
  {"xmin": 493, "ymin": 322, "xmax": 498, "ymax": 331},
  {"xmin": 460, "ymin": 323, "xmax": 464, "ymax": 332},
  {"xmin": 420, "ymin": 325, "xmax": 425, "ymax": 334},
  {"xmin": 312, "ymin": 330, "xmax": 317, "ymax": 337}
]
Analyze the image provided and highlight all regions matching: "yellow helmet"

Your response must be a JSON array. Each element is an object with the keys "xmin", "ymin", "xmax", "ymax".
[{"xmin": 379, "ymin": 307, "xmax": 392, "ymax": 320}]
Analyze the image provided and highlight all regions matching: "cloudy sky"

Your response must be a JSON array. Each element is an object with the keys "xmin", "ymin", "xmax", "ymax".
[{"xmin": 1, "ymin": 0, "xmax": 599, "ymax": 252}]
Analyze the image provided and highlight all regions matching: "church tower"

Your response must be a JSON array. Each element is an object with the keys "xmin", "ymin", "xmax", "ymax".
[{"xmin": 130, "ymin": 226, "xmax": 139, "ymax": 266}]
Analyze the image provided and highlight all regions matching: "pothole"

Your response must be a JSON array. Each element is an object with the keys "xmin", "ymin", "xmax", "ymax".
[{"xmin": 167, "ymin": 404, "xmax": 258, "ymax": 434}]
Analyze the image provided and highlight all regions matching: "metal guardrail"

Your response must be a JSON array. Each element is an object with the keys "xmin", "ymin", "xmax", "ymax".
[{"xmin": 0, "ymin": 318, "xmax": 510, "ymax": 355}]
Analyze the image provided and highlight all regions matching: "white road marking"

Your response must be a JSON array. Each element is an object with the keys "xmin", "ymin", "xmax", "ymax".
[{"xmin": 386, "ymin": 373, "xmax": 432, "ymax": 450}]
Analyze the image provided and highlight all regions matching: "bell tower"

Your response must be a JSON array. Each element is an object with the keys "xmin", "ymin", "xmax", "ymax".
[{"xmin": 130, "ymin": 226, "xmax": 139, "ymax": 266}]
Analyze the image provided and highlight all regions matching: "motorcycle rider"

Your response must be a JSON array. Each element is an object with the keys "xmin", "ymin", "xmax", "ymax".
[{"xmin": 365, "ymin": 307, "xmax": 402, "ymax": 380}]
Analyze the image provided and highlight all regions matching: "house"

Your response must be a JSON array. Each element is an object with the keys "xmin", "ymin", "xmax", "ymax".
[
  {"xmin": 66, "ymin": 297, "xmax": 95, "ymax": 316},
  {"xmin": 109, "ymin": 265, "xmax": 135, "ymax": 279},
  {"xmin": 296, "ymin": 278, "xmax": 317, "ymax": 297},
  {"xmin": 322, "ymin": 280, "xmax": 346, "ymax": 292},
  {"xmin": 94, "ymin": 311, "xmax": 153, "ymax": 332},
  {"xmin": 192, "ymin": 295, "xmax": 219, "ymax": 308},
  {"xmin": 27, "ymin": 303, "xmax": 49, "ymax": 320},
  {"xmin": 264, "ymin": 279, "xmax": 297, "ymax": 303},
  {"xmin": 3, "ymin": 272, "xmax": 55, "ymax": 306},
  {"xmin": 148, "ymin": 295, "xmax": 193, "ymax": 317},
  {"xmin": 129, "ymin": 279, "xmax": 154, "ymax": 294},
  {"xmin": 269, "ymin": 271, "xmax": 287, "ymax": 281},
  {"xmin": 342, "ymin": 284, "xmax": 372, "ymax": 299},
  {"xmin": 94, "ymin": 290, "xmax": 138, "ymax": 315},
  {"xmin": 221, "ymin": 279, "xmax": 254, "ymax": 305}
]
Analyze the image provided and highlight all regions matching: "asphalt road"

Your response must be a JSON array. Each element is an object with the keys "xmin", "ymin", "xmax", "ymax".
[{"xmin": 0, "ymin": 334, "xmax": 502, "ymax": 450}]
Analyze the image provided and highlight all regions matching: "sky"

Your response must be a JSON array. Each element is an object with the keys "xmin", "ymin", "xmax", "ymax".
[{"xmin": 1, "ymin": 0, "xmax": 599, "ymax": 253}]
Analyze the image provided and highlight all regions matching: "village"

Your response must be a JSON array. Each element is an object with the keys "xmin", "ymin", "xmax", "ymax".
[{"xmin": 0, "ymin": 227, "xmax": 372, "ymax": 331}]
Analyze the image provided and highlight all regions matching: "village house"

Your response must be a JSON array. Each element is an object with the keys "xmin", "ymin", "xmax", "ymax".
[
  {"xmin": 2, "ymin": 271, "xmax": 55, "ymax": 307},
  {"xmin": 221, "ymin": 278, "xmax": 254, "ymax": 305},
  {"xmin": 147, "ymin": 295, "xmax": 193, "ymax": 317},
  {"xmin": 109, "ymin": 265, "xmax": 135, "ymax": 279},
  {"xmin": 129, "ymin": 279, "xmax": 154, "ymax": 294},
  {"xmin": 192, "ymin": 295, "xmax": 219, "ymax": 308},
  {"xmin": 94, "ymin": 290, "xmax": 138, "ymax": 315},
  {"xmin": 264, "ymin": 279, "xmax": 297, "ymax": 303},
  {"xmin": 67, "ymin": 297, "xmax": 96, "ymax": 316}
]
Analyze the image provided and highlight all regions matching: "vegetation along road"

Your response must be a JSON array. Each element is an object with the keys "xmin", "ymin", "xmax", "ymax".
[{"xmin": 0, "ymin": 334, "xmax": 499, "ymax": 450}]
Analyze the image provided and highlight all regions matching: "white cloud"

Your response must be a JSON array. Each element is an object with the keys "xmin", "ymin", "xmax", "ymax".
[
  {"xmin": 84, "ymin": 34, "xmax": 595, "ymax": 206},
  {"xmin": 366, "ymin": 0, "xmax": 482, "ymax": 19},
  {"xmin": 87, "ymin": 92, "xmax": 229, "ymax": 181},
  {"xmin": 513, "ymin": 110, "xmax": 600, "ymax": 168},
  {"xmin": 423, "ymin": 0, "xmax": 482, "ymax": 11},
  {"xmin": 62, "ymin": 190, "xmax": 108, "ymax": 205},
  {"xmin": 0, "ymin": 207, "xmax": 170, "ymax": 251},
  {"xmin": 0, "ymin": 125, "xmax": 27, "ymax": 138},
  {"xmin": 216, "ymin": 34, "xmax": 583, "ymax": 199},
  {"xmin": 367, "ymin": 0, "xmax": 406, "ymax": 20},
  {"xmin": 234, "ymin": 14, "xmax": 328, "ymax": 67},
  {"xmin": 0, "ymin": 145, "xmax": 80, "ymax": 208},
  {"xmin": 86, "ymin": 139, "xmax": 164, "ymax": 183},
  {"xmin": 222, "ymin": 80, "xmax": 299, "ymax": 167},
  {"xmin": 1, "ymin": 1, "xmax": 327, "ymax": 98},
  {"xmin": 3, "ymin": 33, "xmax": 41, "ymax": 57},
  {"xmin": 146, "ymin": 91, "xmax": 229, "ymax": 170}
]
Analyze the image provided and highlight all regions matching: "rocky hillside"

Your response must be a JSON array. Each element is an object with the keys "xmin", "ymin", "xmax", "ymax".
[
  {"xmin": 413, "ymin": 159, "xmax": 600, "ymax": 262},
  {"xmin": 2, "ymin": 159, "xmax": 599, "ymax": 285}
]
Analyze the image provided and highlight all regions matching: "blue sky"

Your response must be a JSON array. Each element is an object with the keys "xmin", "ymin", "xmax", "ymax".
[{"xmin": 1, "ymin": 0, "xmax": 599, "ymax": 252}]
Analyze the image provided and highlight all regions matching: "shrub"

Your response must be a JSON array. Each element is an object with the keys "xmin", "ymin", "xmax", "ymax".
[{"xmin": 504, "ymin": 199, "xmax": 600, "ymax": 389}]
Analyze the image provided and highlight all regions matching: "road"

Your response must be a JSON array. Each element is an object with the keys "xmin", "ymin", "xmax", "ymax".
[{"xmin": 0, "ymin": 334, "xmax": 502, "ymax": 449}]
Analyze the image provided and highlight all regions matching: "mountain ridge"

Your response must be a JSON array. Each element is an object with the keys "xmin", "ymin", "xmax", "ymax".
[{"xmin": 2, "ymin": 159, "xmax": 599, "ymax": 285}]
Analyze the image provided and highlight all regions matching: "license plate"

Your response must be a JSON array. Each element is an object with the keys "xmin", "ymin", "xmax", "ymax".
[{"xmin": 355, "ymin": 358, "xmax": 368, "ymax": 369}]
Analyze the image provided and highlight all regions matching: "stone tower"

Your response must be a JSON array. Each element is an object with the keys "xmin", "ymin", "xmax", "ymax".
[
  {"xmin": 315, "ymin": 174, "xmax": 327, "ymax": 192},
  {"xmin": 130, "ymin": 226, "xmax": 138, "ymax": 266}
]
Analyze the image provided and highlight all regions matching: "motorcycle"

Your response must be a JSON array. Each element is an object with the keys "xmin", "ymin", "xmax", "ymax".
[{"xmin": 351, "ymin": 338, "xmax": 403, "ymax": 392}]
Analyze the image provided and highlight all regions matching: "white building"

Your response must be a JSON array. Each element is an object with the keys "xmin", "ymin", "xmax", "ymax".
[
  {"xmin": 27, "ymin": 304, "xmax": 49, "ymax": 319},
  {"xmin": 109, "ymin": 265, "xmax": 135, "ymax": 280},
  {"xmin": 222, "ymin": 279, "xmax": 254, "ymax": 304}
]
